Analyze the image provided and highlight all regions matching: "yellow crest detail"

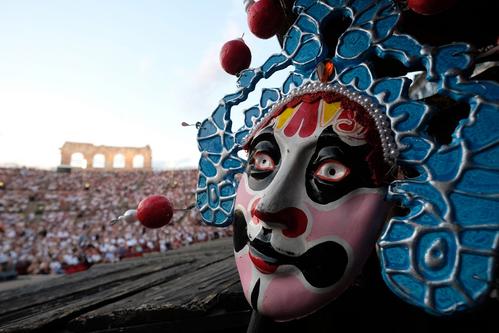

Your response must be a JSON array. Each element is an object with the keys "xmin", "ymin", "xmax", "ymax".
[
  {"xmin": 321, "ymin": 101, "xmax": 341, "ymax": 127},
  {"xmin": 276, "ymin": 107, "xmax": 295, "ymax": 129}
]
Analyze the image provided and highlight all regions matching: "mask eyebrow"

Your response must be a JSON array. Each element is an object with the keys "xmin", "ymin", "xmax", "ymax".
[
  {"xmin": 315, "ymin": 127, "xmax": 343, "ymax": 150},
  {"xmin": 315, "ymin": 146, "xmax": 345, "ymax": 162},
  {"xmin": 253, "ymin": 140, "xmax": 275, "ymax": 151},
  {"xmin": 249, "ymin": 126, "xmax": 275, "ymax": 150},
  {"xmin": 312, "ymin": 126, "xmax": 372, "ymax": 163}
]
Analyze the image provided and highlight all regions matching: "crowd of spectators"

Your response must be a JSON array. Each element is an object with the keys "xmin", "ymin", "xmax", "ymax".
[{"xmin": 0, "ymin": 167, "xmax": 232, "ymax": 276}]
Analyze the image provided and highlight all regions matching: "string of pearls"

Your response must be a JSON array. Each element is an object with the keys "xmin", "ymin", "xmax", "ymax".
[{"xmin": 245, "ymin": 81, "xmax": 398, "ymax": 165}]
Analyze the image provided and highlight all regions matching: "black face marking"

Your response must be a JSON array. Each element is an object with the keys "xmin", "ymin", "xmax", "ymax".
[
  {"xmin": 246, "ymin": 127, "xmax": 281, "ymax": 191},
  {"xmin": 298, "ymin": 241, "xmax": 348, "ymax": 288},
  {"xmin": 306, "ymin": 127, "xmax": 376, "ymax": 204},
  {"xmin": 250, "ymin": 235, "xmax": 348, "ymax": 288},
  {"xmin": 233, "ymin": 210, "xmax": 249, "ymax": 252},
  {"xmin": 251, "ymin": 279, "xmax": 261, "ymax": 310}
]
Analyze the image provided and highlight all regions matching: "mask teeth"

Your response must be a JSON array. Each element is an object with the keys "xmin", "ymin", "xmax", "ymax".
[{"xmin": 245, "ymin": 81, "xmax": 398, "ymax": 165}]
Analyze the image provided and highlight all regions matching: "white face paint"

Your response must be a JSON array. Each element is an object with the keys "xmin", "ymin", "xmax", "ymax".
[{"xmin": 233, "ymin": 94, "xmax": 390, "ymax": 321}]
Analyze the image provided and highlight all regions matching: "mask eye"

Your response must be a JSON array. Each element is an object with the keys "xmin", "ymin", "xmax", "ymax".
[
  {"xmin": 314, "ymin": 159, "xmax": 350, "ymax": 182},
  {"xmin": 252, "ymin": 152, "xmax": 275, "ymax": 172}
]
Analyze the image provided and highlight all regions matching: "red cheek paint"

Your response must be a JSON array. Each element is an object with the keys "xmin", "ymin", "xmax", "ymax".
[
  {"xmin": 250, "ymin": 198, "xmax": 261, "ymax": 224},
  {"xmin": 253, "ymin": 207, "xmax": 308, "ymax": 238}
]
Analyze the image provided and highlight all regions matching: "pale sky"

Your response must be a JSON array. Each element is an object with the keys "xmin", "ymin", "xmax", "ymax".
[{"xmin": 0, "ymin": 0, "xmax": 284, "ymax": 169}]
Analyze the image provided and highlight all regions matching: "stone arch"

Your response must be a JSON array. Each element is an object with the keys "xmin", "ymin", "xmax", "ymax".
[
  {"xmin": 93, "ymin": 154, "xmax": 105, "ymax": 168},
  {"xmin": 113, "ymin": 154, "xmax": 125, "ymax": 168},
  {"xmin": 60, "ymin": 142, "xmax": 152, "ymax": 170},
  {"xmin": 133, "ymin": 154, "xmax": 144, "ymax": 168},
  {"xmin": 70, "ymin": 152, "xmax": 87, "ymax": 168}
]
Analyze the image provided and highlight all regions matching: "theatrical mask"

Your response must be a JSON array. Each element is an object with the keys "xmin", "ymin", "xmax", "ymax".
[{"xmin": 233, "ymin": 90, "xmax": 392, "ymax": 320}]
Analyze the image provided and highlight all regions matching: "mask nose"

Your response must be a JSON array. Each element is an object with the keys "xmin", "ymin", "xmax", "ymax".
[{"xmin": 252, "ymin": 207, "xmax": 307, "ymax": 238}]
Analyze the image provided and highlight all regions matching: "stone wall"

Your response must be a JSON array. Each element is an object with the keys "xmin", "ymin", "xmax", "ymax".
[{"xmin": 60, "ymin": 142, "xmax": 152, "ymax": 170}]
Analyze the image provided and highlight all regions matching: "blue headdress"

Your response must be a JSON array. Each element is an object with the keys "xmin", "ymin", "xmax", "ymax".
[{"xmin": 195, "ymin": 0, "xmax": 499, "ymax": 316}]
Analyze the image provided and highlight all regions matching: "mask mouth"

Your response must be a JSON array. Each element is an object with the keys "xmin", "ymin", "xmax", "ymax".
[
  {"xmin": 248, "ymin": 230, "xmax": 349, "ymax": 288},
  {"xmin": 249, "ymin": 232, "xmax": 294, "ymax": 272},
  {"xmin": 248, "ymin": 241, "xmax": 280, "ymax": 274}
]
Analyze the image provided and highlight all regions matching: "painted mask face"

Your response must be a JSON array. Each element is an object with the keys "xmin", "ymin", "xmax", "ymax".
[{"xmin": 233, "ymin": 92, "xmax": 390, "ymax": 320}]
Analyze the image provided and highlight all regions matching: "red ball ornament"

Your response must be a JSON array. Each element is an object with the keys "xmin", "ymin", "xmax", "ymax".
[
  {"xmin": 407, "ymin": 0, "xmax": 457, "ymax": 15},
  {"xmin": 136, "ymin": 195, "xmax": 173, "ymax": 229},
  {"xmin": 220, "ymin": 38, "xmax": 252, "ymax": 75},
  {"xmin": 247, "ymin": 0, "xmax": 285, "ymax": 39}
]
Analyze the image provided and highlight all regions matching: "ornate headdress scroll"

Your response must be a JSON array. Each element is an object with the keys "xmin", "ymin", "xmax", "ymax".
[{"xmin": 196, "ymin": 0, "xmax": 499, "ymax": 317}]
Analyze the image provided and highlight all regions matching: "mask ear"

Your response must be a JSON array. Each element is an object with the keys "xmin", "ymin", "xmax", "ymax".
[
  {"xmin": 377, "ymin": 42, "xmax": 499, "ymax": 315},
  {"xmin": 196, "ymin": 110, "xmax": 245, "ymax": 227},
  {"xmin": 196, "ymin": 87, "xmax": 285, "ymax": 226}
]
